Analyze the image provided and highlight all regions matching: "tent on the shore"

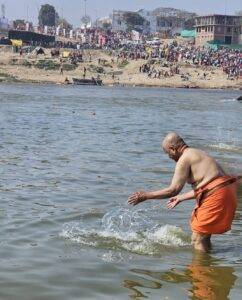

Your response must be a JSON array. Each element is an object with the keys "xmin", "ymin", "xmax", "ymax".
[
  {"xmin": 10, "ymin": 39, "xmax": 23, "ymax": 47},
  {"xmin": 206, "ymin": 40, "xmax": 242, "ymax": 50},
  {"xmin": 62, "ymin": 51, "xmax": 70, "ymax": 58},
  {"xmin": 181, "ymin": 30, "xmax": 196, "ymax": 38},
  {"xmin": 34, "ymin": 47, "xmax": 45, "ymax": 55}
]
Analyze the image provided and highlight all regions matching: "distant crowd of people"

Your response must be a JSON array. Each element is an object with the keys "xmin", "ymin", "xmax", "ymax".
[
  {"xmin": 10, "ymin": 26, "xmax": 241, "ymax": 80},
  {"xmin": 106, "ymin": 41, "xmax": 241, "ymax": 80}
]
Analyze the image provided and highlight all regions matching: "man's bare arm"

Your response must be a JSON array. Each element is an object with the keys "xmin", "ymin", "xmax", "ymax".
[
  {"xmin": 128, "ymin": 155, "xmax": 191, "ymax": 205},
  {"xmin": 174, "ymin": 190, "xmax": 195, "ymax": 201},
  {"xmin": 166, "ymin": 190, "xmax": 195, "ymax": 209}
]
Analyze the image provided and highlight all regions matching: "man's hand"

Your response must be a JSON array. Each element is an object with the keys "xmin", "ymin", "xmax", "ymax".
[
  {"xmin": 128, "ymin": 191, "xmax": 147, "ymax": 206},
  {"xmin": 166, "ymin": 196, "xmax": 181, "ymax": 209}
]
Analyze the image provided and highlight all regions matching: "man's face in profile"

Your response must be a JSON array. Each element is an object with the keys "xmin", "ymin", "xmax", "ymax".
[{"xmin": 163, "ymin": 146, "xmax": 179, "ymax": 162}]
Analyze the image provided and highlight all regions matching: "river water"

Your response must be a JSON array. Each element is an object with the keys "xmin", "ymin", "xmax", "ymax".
[{"xmin": 0, "ymin": 83, "xmax": 241, "ymax": 299}]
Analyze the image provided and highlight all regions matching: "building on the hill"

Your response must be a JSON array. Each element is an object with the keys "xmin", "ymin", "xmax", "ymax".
[
  {"xmin": 195, "ymin": 14, "xmax": 241, "ymax": 46},
  {"xmin": 112, "ymin": 7, "xmax": 197, "ymax": 35}
]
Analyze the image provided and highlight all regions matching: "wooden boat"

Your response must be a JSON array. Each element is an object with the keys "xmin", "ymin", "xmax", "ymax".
[{"xmin": 72, "ymin": 77, "xmax": 103, "ymax": 86}]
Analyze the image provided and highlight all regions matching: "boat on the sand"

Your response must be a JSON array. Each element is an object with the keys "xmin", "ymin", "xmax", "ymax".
[{"xmin": 72, "ymin": 77, "xmax": 103, "ymax": 86}]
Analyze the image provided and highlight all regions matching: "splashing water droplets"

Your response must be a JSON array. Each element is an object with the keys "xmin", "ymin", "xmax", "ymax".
[{"xmin": 60, "ymin": 207, "xmax": 190, "ymax": 255}]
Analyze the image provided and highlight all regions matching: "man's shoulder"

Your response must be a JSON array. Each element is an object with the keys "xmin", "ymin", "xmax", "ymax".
[
  {"xmin": 186, "ymin": 147, "xmax": 202, "ymax": 154},
  {"xmin": 182, "ymin": 147, "xmax": 202, "ymax": 160},
  {"xmin": 184, "ymin": 147, "xmax": 210, "ymax": 161}
]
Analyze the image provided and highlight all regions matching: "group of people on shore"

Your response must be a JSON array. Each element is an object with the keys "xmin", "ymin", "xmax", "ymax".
[
  {"xmin": 139, "ymin": 63, "xmax": 180, "ymax": 79},
  {"xmin": 108, "ymin": 41, "xmax": 241, "ymax": 80},
  {"xmin": 10, "ymin": 26, "xmax": 240, "ymax": 83}
]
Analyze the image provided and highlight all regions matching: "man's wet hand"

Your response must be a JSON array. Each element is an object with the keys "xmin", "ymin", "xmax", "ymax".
[
  {"xmin": 128, "ymin": 191, "xmax": 147, "ymax": 206},
  {"xmin": 166, "ymin": 197, "xmax": 181, "ymax": 209}
]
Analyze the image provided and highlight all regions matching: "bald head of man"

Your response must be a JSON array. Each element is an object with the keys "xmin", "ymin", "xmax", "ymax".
[{"xmin": 162, "ymin": 132, "xmax": 188, "ymax": 162}]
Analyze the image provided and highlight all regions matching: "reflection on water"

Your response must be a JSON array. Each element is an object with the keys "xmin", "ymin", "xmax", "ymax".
[
  {"xmin": 123, "ymin": 278, "xmax": 162, "ymax": 299},
  {"xmin": 124, "ymin": 252, "xmax": 237, "ymax": 299},
  {"xmin": 187, "ymin": 253, "xmax": 237, "ymax": 300}
]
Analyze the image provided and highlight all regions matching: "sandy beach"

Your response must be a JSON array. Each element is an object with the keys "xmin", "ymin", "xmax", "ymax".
[{"xmin": 0, "ymin": 46, "xmax": 241, "ymax": 89}]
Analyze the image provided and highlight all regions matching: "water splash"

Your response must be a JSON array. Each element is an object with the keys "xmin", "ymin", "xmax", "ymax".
[
  {"xmin": 208, "ymin": 143, "xmax": 241, "ymax": 153},
  {"xmin": 60, "ymin": 207, "xmax": 190, "ymax": 255},
  {"xmin": 219, "ymin": 98, "xmax": 236, "ymax": 102}
]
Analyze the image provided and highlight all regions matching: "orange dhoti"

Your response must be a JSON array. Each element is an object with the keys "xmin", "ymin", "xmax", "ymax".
[{"xmin": 190, "ymin": 176, "xmax": 237, "ymax": 234}]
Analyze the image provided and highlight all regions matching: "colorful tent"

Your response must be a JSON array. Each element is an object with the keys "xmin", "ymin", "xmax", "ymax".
[
  {"xmin": 62, "ymin": 51, "xmax": 70, "ymax": 58},
  {"xmin": 181, "ymin": 30, "xmax": 196, "ymax": 38},
  {"xmin": 10, "ymin": 39, "xmax": 23, "ymax": 47}
]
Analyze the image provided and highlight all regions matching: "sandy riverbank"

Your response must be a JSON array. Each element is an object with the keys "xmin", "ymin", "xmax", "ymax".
[{"xmin": 0, "ymin": 46, "xmax": 241, "ymax": 89}]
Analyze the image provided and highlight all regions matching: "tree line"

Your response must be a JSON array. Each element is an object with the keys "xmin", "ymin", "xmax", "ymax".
[{"xmin": 14, "ymin": 4, "xmax": 73, "ymax": 30}]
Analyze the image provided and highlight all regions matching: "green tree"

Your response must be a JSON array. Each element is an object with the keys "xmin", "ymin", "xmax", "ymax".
[{"xmin": 38, "ymin": 4, "xmax": 57, "ymax": 27}]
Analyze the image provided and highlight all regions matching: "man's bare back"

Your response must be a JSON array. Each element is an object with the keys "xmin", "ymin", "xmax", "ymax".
[{"xmin": 182, "ymin": 148, "xmax": 225, "ymax": 189}]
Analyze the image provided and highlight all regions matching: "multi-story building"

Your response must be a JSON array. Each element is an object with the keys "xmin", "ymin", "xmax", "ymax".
[
  {"xmin": 156, "ymin": 16, "xmax": 187, "ymax": 35},
  {"xmin": 0, "ymin": 16, "xmax": 11, "ymax": 39},
  {"xmin": 136, "ymin": 9, "xmax": 157, "ymax": 33},
  {"xmin": 154, "ymin": 7, "xmax": 196, "ymax": 35},
  {"xmin": 112, "ymin": 10, "xmax": 129, "ymax": 32},
  {"xmin": 96, "ymin": 17, "xmax": 112, "ymax": 29},
  {"xmin": 112, "ymin": 8, "xmax": 197, "ymax": 35},
  {"xmin": 195, "ymin": 14, "xmax": 241, "ymax": 46},
  {"xmin": 239, "ymin": 23, "xmax": 242, "ymax": 44},
  {"xmin": 0, "ymin": 16, "xmax": 10, "ymax": 29}
]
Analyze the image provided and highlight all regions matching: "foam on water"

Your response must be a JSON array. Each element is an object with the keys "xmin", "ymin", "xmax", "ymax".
[
  {"xmin": 60, "ymin": 207, "xmax": 190, "ymax": 255},
  {"xmin": 209, "ymin": 143, "xmax": 241, "ymax": 152},
  {"xmin": 219, "ymin": 98, "xmax": 236, "ymax": 102}
]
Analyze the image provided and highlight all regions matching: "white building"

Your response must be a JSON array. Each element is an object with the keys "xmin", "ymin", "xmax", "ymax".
[
  {"xmin": 136, "ymin": 9, "xmax": 157, "ymax": 33},
  {"xmin": 240, "ymin": 24, "xmax": 242, "ymax": 45},
  {"xmin": 0, "ymin": 16, "xmax": 11, "ymax": 38},
  {"xmin": 112, "ymin": 10, "xmax": 128, "ymax": 32},
  {"xmin": 112, "ymin": 9, "xmax": 153, "ymax": 33},
  {"xmin": 0, "ymin": 16, "xmax": 10, "ymax": 29},
  {"xmin": 96, "ymin": 17, "xmax": 112, "ymax": 29},
  {"xmin": 111, "ymin": 8, "xmax": 196, "ymax": 34},
  {"xmin": 80, "ymin": 15, "xmax": 92, "ymax": 30}
]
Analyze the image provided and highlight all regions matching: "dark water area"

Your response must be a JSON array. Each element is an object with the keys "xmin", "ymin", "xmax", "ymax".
[{"xmin": 0, "ymin": 83, "xmax": 241, "ymax": 299}]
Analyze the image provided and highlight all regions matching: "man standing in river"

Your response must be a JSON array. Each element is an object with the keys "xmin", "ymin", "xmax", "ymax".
[{"xmin": 128, "ymin": 132, "xmax": 239, "ymax": 252}]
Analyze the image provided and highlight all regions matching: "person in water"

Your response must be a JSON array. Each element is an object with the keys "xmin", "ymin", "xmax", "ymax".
[{"xmin": 128, "ymin": 132, "xmax": 240, "ymax": 252}]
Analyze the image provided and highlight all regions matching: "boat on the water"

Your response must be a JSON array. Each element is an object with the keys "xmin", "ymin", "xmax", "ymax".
[{"xmin": 72, "ymin": 77, "xmax": 103, "ymax": 86}]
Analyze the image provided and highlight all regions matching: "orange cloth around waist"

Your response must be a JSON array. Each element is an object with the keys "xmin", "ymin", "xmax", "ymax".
[{"xmin": 190, "ymin": 176, "xmax": 237, "ymax": 234}]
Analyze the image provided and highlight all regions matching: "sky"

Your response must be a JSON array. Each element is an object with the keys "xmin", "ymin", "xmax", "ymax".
[{"xmin": 2, "ymin": 0, "xmax": 242, "ymax": 27}]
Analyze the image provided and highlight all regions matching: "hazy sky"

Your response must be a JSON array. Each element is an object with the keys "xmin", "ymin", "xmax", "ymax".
[{"xmin": 3, "ymin": 0, "xmax": 242, "ymax": 26}]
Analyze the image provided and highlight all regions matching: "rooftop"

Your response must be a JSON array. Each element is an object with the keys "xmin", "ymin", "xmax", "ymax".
[{"xmin": 195, "ymin": 14, "xmax": 241, "ymax": 18}]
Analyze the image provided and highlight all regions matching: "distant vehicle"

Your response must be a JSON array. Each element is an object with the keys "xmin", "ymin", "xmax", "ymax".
[
  {"xmin": 120, "ymin": 40, "xmax": 142, "ymax": 45},
  {"xmin": 146, "ymin": 40, "xmax": 161, "ymax": 46},
  {"xmin": 130, "ymin": 40, "xmax": 143, "ymax": 45}
]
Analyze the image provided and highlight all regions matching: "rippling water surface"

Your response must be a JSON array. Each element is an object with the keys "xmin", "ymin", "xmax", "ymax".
[{"xmin": 0, "ymin": 83, "xmax": 241, "ymax": 299}]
